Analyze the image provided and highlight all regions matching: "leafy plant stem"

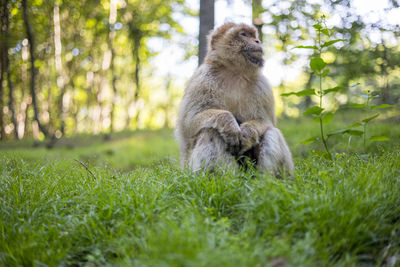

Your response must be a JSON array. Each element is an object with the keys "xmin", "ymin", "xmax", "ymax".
[
  {"xmin": 317, "ymin": 27, "xmax": 332, "ymax": 159},
  {"xmin": 286, "ymin": 17, "xmax": 350, "ymax": 156},
  {"xmin": 363, "ymin": 123, "xmax": 367, "ymax": 150},
  {"xmin": 363, "ymin": 95, "xmax": 370, "ymax": 151},
  {"xmin": 319, "ymin": 75, "xmax": 331, "ymax": 159}
]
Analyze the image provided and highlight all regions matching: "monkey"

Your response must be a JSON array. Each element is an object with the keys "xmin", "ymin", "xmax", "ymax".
[{"xmin": 175, "ymin": 22, "xmax": 294, "ymax": 177}]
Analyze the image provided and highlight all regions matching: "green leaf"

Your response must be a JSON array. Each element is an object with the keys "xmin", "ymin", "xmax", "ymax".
[
  {"xmin": 86, "ymin": 18, "xmax": 97, "ymax": 29},
  {"xmin": 312, "ymin": 112, "xmax": 334, "ymax": 123},
  {"xmin": 324, "ymin": 85, "xmax": 347, "ymax": 94},
  {"xmin": 369, "ymin": 135, "xmax": 389, "ymax": 142},
  {"xmin": 321, "ymin": 69, "xmax": 330, "ymax": 77},
  {"xmin": 371, "ymin": 104, "xmax": 396, "ymax": 109},
  {"xmin": 34, "ymin": 59, "xmax": 43, "ymax": 68},
  {"xmin": 327, "ymin": 129, "xmax": 348, "ymax": 137},
  {"xmin": 349, "ymin": 104, "xmax": 365, "ymax": 109},
  {"xmin": 281, "ymin": 89, "xmax": 316, "ymax": 97},
  {"xmin": 304, "ymin": 106, "xmax": 324, "ymax": 116},
  {"xmin": 327, "ymin": 128, "xmax": 363, "ymax": 137},
  {"xmin": 312, "ymin": 150, "xmax": 331, "ymax": 159},
  {"xmin": 310, "ymin": 57, "xmax": 326, "ymax": 72},
  {"xmin": 296, "ymin": 89, "xmax": 316, "ymax": 96},
  {"xmin": 321, "ymin": 29, "xmax": 330, "ymax": 36},
  {"xmin": 11, "ymin": 7, "xmax": 19, "ymax": 16},
  {"xmin": 347, "ymin": 122, "xmax": 362, "ymax": 128},
  {"xmin": 322, "ymin": 112, "xmax": 334, "ymax": 123},
  {"xmin": 294, "ymin": 45, "xmax": 318, "ymax": 50},
  {"xmin": 313, "ymin": 24, "xmax": 322, "ymax": 30},
  {"xmin": 300, "ymin": 136, "xmax": 318, "ymax": 144},
  {"xmin": 321, "ymin": 39, "xmax": 347, "ymax": 48},
  {"xmin": 347, "ymin": 129, "xmax": 364, "ymax": 136},
  {"xmin": 362, "ymin": 114, "xmax": 379, "ymax": 123}
]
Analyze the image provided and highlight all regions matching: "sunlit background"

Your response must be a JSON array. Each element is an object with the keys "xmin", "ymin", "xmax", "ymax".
[{"xmin": 1, "ymin": 0, "xmax": 399, "ymax": 140}]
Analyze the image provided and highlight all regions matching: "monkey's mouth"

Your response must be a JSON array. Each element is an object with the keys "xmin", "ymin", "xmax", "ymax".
[{"xmin": 242, "ymin": 49, "xmax": 264, "ymax": 67}]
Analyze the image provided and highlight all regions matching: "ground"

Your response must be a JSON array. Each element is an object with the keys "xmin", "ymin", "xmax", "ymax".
[{"xmin": 0, "ymin": 115, "xmax": 399, "ymax": 266}]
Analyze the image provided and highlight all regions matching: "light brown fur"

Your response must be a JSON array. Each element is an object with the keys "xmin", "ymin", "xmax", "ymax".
[{"xmin": 176, "ymin": 23, "xmax": 294, "ymax": 176}]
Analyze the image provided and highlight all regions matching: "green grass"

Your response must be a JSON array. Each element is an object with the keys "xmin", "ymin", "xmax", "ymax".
[
  {"xmin": 1, "ymin": 117, "xmax": 399, "ymax": 266},
  {"xmin": 0, "ymin": 129, "xmax": 178, "ymax": 171}
]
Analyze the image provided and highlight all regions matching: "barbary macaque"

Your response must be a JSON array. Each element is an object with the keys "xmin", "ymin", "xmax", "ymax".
[{"xmin": 175, "ymin": 22, "xmax": 294, "ymax": 176}]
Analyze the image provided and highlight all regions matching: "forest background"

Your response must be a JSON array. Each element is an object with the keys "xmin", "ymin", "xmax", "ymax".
[{"xmin": 0, "ymin": 0, "xmax": 399, "ymax": 142}]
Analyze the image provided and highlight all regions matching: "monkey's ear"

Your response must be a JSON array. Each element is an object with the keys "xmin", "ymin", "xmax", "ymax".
[{"xmin": 208, "ymin": 22, "xmax": 236, "ymax": 50}]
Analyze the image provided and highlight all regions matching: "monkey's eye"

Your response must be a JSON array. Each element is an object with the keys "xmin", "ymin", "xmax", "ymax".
[{"xmin": 240, "ymin": 31, "xmax": 248, "ymax": 37}]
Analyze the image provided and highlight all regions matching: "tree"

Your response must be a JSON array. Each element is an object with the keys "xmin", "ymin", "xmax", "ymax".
[
  {"xmin": 53, "ymin": 3, "xmax": 67, "ymax": 135},
  {"xmin": 0, "ymin": 0, "xmax": 7, "ymax": 139},
  {"xmin": 107, "ymin": 0, "xmax": 118, "ymax": 133},
  {"xmin": 252, "ymin": 0, "xmax": 263, "ymax": 41},
  {"xmin": 22, "ymin": 0, "xmax": 50, "ymax": 138},
  {"xmin": 198, "ymin": 0, "xmax": 214, "ymax": 66},
  {"xmin": 0, "ymin": 0, "xmax": 210, "ymax": 139},
  {"xmin": 3, "ymin": 0, "xmax": 18, "ymax": 139},
  {"xmin": 124, "ymin": 0, "xmax": 186, "ymax": 128}
]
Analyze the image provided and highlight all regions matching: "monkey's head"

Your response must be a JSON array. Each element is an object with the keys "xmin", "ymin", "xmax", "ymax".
[{"xmin": 206, "ymin": 23, "xmax": 264, "ymax": 69}]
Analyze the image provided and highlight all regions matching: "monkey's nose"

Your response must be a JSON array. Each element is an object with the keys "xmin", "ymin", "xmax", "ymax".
[{"xmin": 254, "ymin": 39, "xmax": 260, "ymax": 44}]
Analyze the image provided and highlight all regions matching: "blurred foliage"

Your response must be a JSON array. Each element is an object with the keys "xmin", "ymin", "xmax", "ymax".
[
  {"xmin": 0, "ymin": 0, "xmax": 399, "ymax": 141},
  {"xmin": 1, "ymin": 0, "xmax": 192, "ymax": 140},
  {"xmin": 262, "ymin": 0, "xmax": 400, "ymax": 114}
]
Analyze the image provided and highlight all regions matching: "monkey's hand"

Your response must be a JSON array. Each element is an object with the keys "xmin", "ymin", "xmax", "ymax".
[
  {"xmin": 239, "ymin": 121, "xmax": 270, "ymax": 155},
  {"xmin": 215, "ymin": 112, "xmax": 242, "ymax": 154},
  {"xmin": 239, "ymin": 123, "xmax": 259, "ymax": 154},
  {"xmin": 190, "ymin": 109, "xmax": 242, "ymax": 154}
]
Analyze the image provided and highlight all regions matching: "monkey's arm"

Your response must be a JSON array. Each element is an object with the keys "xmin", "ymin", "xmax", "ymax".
[
  {"xmin": 188, "ymin": 109, "xmax": 242, "ymax": 153},
  {"xmin": 239, "ymin": 120, "xmax": 270, "ymax": 154}
]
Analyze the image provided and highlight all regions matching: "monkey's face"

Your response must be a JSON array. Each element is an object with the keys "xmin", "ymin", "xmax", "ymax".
[
  {"xmin": 237, "ymin": 29, "xmax": 264, "ymax": 67},
  {"xmin": 208, "ymin": 23, "xmax": 264, "ymax": 69}
]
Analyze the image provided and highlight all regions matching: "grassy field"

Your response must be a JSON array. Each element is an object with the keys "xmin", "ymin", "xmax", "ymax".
[{"xmin": 1, "ymin": 116, "xmax": 399, "ymax": 266}]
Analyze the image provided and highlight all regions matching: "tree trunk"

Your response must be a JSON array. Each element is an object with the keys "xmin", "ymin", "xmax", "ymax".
[
  {"xmin": 0, "ymin": 0, "xmax": 6, "ymax": 139},
  {"xmin": 85, "ymin": 71, "xmax": 94, "ymax": 132},
  {"xmin": 380, "ymin": 41, "xmax": 391, "ymax": 104},
  {"xmin": 18, "ymin": 39, "xmax": 30, "ymax": 139},
  {"xmin": 6, "ymin": 55, "xmax": 19, "ymax": 139},
  {"xmin": 94, "ymin": 71, "xmax": 103, "ymax": 134},
  {"xmin": 132, "ymin": 35, "xmax": 141, "ymax": 128},
  {"xmin": 109, "ymin": 43, "xmax": 117, "ymax": 132},
  {"xmin": 252, "ymin": 0, "xmax": 263, "ymax": 42},
  {"xmin": 53, "ymin": 4, "xmax": 66, "ymax": 135},
  {"xmin": 198, "ymin": 0, "xmax": 214, "ymax": 66},
  {"xmin": 68, "ymin": 76, "xmax": 79, "ymax": 134},
  {"xmin": 2, "ymin": 0, "xmax": 18, "ymax": 139},
  {"xmin": 108, "ymin": 0, "xmax": 118, "ymax": 133},
  {"xmin": 0, "ymin": 52, "xmax": 4, "ymax": 140},
  {"xmin": 22, "ymin": 0, "xmax": 49, "ymax": 138}
]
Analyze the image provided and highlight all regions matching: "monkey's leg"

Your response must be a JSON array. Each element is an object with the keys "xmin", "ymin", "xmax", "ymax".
[
  {"xmin": 257, "ymin": 127, "xmax": 294, "ymax": 177},
  {"xmin": 189, "ymin": 129, "xmax": 238, "ymax": 172}
]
